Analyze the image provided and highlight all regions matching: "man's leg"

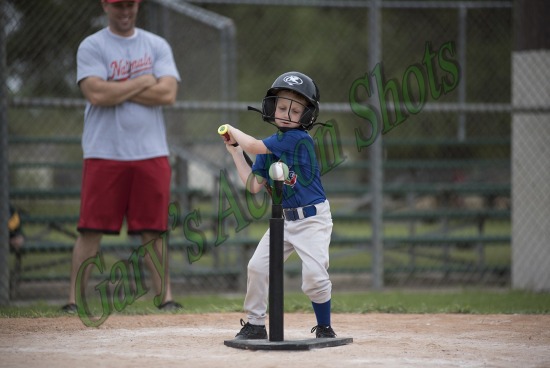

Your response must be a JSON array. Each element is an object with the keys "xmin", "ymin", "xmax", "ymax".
[
  {"xmin": 67, "ymin": 231, "xmax": 102, "ymax": 306},
  {"xmin": 141, "ymin": 231, "xmax": 175, "ymax": 305},
  {"xmin": 128, "ymin": 158, "xmax": 180, "ymax": 310}
]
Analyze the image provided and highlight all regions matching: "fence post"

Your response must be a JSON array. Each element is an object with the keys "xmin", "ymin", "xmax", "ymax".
[
  {"xmin": 0, "ymin": 0, "xmax": 11, "ymax": 306},
  {"xmin": 369, "ymin": 0, "xmax": 384, "ymax": 290},
  {"xmin": 511, "ymin": 0, "xmax": 550, "ymax": 292},
  {"xmin": 457, "ymin": 5, "xmax": 467, "ymax": 141}
]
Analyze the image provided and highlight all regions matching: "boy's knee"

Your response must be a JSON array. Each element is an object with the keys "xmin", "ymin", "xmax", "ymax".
[
  {"xmin": 301, "ymin": 276, "xmax": 332, "ymax": 302},
  {"xmin": 247, "ymin": 262, "xmax": 268, "ymax": 277}
]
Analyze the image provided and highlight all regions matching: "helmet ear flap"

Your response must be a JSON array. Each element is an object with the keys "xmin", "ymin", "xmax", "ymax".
[
  {"xmin": 262, "ymin": 95, "xmax": 276, "ymax": 122},
  {"xmin": 300, "ymin": 101, "xmax": 319, "ymax": 129},
  {"xmin": 300, "ymin": 107, "xmax": 313, "ymax": 127}
]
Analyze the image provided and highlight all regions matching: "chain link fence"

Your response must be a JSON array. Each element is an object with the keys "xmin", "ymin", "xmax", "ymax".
[{"xmin": 2, "ymin": 0, "xmax": 547, "ymax": 302}]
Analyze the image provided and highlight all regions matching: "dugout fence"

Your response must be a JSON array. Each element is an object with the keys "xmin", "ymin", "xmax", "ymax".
[{"xmin": 2, "ymin": 0, "xmax": 548, "ymax": 303}]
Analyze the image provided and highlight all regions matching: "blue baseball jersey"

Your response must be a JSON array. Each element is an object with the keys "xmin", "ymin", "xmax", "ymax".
[{"xmin": 252, "ymin": 129, "xmax": 326, "ymax": 209}]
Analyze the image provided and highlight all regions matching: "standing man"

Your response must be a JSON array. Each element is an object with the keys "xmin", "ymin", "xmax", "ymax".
[{"xmin": 62, "ymin": 0, "xmax": 182, "ymax": 313}]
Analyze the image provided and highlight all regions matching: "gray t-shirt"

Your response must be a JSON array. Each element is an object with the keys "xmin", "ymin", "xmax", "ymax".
[{"xmin": 77, "ymin": 27, "xmax": 180, "ymax": 160}]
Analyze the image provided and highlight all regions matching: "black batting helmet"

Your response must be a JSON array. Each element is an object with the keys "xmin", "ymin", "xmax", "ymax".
[{"xmin": 261, "ymin": 71, "xmax": 320, "ymax": 130}]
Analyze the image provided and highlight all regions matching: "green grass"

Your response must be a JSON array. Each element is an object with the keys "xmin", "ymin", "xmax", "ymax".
[
  {"xmin": 1, "ymin": 289, "xmax": 548, "ymax": 318},
  {"xmin": 328, "ymin": 289, "xmax": 550, "ymax": 314}
]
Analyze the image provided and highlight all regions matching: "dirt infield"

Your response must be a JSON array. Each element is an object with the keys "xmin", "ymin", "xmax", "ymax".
[{"xmin": 1, "ymin": 313, "xmax": 549, "ymax": 368}]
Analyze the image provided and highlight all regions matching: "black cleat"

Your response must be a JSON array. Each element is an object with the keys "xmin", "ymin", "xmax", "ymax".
[
  {"xmin": 311, "ymin": 325, "xmax": 337, "ymax": 338},
  {"xmin": 235, "ymin": 319, "xmax": 267, "ymax": 340},
  {"xmin": 60, "ymin": 303, "xmax": 78, "ymax": 314},
  {"xmin": 157, "ymin": 301, "xmax": 183, "ymax": 311}
]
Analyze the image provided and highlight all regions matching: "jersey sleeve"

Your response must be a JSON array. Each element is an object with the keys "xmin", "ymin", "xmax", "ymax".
[
  {"xmin": 76, "ymin": 35, "xmax": 108, "ymax": 84},
  {"xmin": 262, "ymin": 130, "xmax": 309, "ymax": 167},
  {"xmin": 152, "ymin": 36, "xmax": 181, "ymax": 81}
]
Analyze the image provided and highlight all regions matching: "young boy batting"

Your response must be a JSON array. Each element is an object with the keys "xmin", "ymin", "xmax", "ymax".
[{"xmin": 220, "ymin": 71, "xmax": 337, "ymax": 339}]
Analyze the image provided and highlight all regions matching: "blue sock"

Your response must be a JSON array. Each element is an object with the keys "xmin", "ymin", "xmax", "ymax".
[{"xmin": 312, "ymin": 300, "xmax": 331, "ymax": 326}]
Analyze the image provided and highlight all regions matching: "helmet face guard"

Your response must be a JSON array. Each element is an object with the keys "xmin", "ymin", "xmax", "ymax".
[
  {"xmin": 261, "ymin": 96, "xmax": 316, "ymax": 127},
  {"xmin": 261, "ymin": 71, "xmax": 320, "ymax": 130}
]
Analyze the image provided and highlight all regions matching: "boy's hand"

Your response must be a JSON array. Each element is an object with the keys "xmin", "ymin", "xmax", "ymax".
[
  {"xmin": 224, "ymin": 141, "xmax": 242, "ymax": 154},
  {"xmin": 219, "ymin": 124, "xmax": 240, "ymax": 147}
]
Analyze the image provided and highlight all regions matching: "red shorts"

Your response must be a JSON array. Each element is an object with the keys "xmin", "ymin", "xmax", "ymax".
[{"xmin": 77, "ymin": 157, "xmax": 171, "ymax": 235}]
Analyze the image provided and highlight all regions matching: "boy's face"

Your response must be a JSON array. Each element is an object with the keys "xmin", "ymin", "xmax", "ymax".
[{"xmin": 274, "ymin": 90, "xmax": 308, "ymax": 129}]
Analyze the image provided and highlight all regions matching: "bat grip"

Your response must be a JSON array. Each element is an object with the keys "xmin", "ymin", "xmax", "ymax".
[
  {"xmin": 218, "ymin": 125, "xmax": 230, "ymax": 139},
  {"xmin": 218, "ymin": 124, "xmax": 238, "ymax": 146}
]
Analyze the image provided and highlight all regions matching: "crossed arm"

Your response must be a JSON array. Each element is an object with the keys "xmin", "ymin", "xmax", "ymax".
[{"xmin": 79, "ymin": 74, "xmax": 178, "ymax": 107}]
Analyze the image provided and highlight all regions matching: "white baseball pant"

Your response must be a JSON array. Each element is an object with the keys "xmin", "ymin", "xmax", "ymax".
[{"xmin": 244, "ymin": 200, "xmax": 333, "ymax": 326}]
